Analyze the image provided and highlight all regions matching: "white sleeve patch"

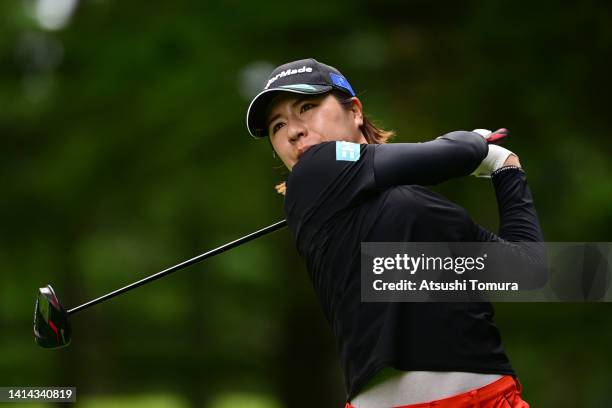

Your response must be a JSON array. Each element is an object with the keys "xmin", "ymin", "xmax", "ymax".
[{"xmin": 335, "ymin": 141, "xmax": 361, "ymax": 162}]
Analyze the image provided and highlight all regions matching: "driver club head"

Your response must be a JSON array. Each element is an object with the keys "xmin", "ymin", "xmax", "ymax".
[{"xmin": 34, "ymin": 285, "xmax": 71, "ymax": 348}]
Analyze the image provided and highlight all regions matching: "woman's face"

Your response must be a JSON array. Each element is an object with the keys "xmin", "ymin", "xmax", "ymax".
[{"xmin": 266, "ymin": 93, "xmax": 366, "ymax": 170}]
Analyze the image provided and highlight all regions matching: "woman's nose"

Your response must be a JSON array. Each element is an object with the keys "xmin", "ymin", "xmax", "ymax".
[{"xmin": 287, "ymin": 118, "xmax": 307, "ymax": 142}]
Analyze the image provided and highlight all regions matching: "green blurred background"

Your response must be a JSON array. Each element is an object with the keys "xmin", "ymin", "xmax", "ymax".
[{"xmin": 1, "ymin": 1, "xmax": 611, "ymax": 407}]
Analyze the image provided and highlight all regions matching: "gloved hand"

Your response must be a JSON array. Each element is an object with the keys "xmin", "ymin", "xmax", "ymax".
[{"xmin": 471, "ymin": 129, "xmax": 516, "ymax": 177}]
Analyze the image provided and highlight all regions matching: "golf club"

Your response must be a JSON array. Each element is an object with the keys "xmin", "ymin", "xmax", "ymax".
[
  {"xmin": 33, "ymin": 128, "xmax": 510, "ymax": 349},
  {"xmin": 34, "ymin": 219, "xmax": 287, "ymax": 348}
]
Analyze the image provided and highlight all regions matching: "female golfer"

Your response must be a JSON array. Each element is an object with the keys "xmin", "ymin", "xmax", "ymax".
[{"xmin": 246, "ymin": 58, "xmax": 543, "ymax": 407}]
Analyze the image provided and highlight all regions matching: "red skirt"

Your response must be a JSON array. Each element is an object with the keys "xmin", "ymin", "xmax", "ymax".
[{"xmin": 345, "ymin": 375, "xmax": 529, "ymax": 408}]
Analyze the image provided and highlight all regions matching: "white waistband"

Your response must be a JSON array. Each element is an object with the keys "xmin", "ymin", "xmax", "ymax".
[{"xmin": 351, "ymin": 371, "xmax": 504, "ymax": 408}]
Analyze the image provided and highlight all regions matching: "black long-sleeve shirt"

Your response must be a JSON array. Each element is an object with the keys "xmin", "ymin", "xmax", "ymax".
[{"xmin": 283, "ymin": 131, "xmax": 544, "ymax": 400}]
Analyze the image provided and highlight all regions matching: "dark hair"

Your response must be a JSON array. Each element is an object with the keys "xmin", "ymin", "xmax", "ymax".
[{"xmin": 331, "ymin": 90, "xmax": 395, "ymax": 144}]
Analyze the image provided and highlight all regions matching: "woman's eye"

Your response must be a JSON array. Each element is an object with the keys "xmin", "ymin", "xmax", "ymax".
[
  {"xmin": 272, "ymin": 122, "xmax": 285, "ymax": 134},
  {"xmin": 300, "ymin": 103, "xmax": 314, "ymax": 113}
]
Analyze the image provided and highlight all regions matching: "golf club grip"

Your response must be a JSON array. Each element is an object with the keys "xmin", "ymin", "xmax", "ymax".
[
  {"xmin": 486, "ymin": 128, "xmax": 509, "ymax": 144},
  {"xmin": 67, "ymin": 219, "xmax": 288, "ymax": 315}
]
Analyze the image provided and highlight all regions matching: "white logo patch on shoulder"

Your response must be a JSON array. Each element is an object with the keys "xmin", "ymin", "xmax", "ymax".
[{"xmin": 335, "ymin": 141, "xmax": 360, "ymax": 162}]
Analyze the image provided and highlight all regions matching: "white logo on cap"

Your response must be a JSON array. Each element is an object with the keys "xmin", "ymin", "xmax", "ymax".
[{"xmin": 264, "ymin": 66, "xmax": 313, "ymax": 90}]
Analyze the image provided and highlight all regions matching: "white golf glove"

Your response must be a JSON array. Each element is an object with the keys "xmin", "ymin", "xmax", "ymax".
[{"xmin": 471, "ymin": 129, "xmax": 515, "ymax": 178}]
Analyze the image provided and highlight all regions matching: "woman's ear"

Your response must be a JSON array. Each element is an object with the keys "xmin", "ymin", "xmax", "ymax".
[{"xmin": 350, "ymin": 97, "xmax": 364, "ymax": 127}]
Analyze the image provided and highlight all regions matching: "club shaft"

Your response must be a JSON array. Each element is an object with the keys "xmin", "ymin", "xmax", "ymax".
[
  {"xmin": 67, "ymin": 219, "xmax": 287, "ymax": 315},
  {"xmin": 66, "ymin": 131, "xmax": 508, "ymax": 315}
]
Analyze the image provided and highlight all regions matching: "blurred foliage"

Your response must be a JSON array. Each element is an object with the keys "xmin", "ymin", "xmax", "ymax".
[{"xmin": 1, "ymin": 0, "xmax": 611, "ymax": 407}]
